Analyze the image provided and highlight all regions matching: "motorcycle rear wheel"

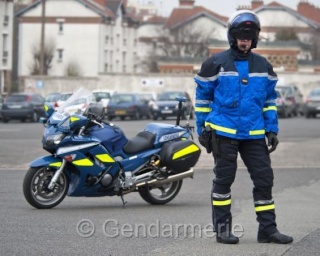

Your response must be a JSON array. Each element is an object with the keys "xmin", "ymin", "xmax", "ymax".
[
  {"xmin": 23, "ymin": 167, "xmax": 69, "ymax": 209},
  {"xmin": 138, "ymin": 180, "xmax": 182, "ymax": 205}
]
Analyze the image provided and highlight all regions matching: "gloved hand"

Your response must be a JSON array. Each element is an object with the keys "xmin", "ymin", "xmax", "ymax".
[
  {"xmin": 198, "ymin": 128, "xmax": 212, "ymax": 154},
  {"xmin": 266, "ymin": 132, "xmax": 279, "ymax": 153}
]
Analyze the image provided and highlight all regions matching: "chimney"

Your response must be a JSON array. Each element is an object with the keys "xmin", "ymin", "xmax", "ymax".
[
  {"xmin": 179, "ymin": 0, "xmax": 195, "ymax": 7},
  {"xmin": 251, "ymin": 0, "xmax": 264, "ymax": 10}
]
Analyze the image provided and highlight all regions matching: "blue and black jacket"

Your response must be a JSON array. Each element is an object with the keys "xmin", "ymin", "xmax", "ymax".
[{"xmin": 194, "ymin": 48, "xmax": 278, "ymax": 139}]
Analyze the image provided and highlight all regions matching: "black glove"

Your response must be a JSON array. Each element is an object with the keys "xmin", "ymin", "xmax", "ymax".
[
  {"xmin": 198, "ymin": 128, "xmax": 212, "ymax": 154},
  {"xmin": 266, "ymin": 132, "xmax": 279, "ymax": 153}
]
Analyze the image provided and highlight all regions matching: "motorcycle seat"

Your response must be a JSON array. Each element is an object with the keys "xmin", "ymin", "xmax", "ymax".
[{"xmin": 123, "ymin": 131, "xmax": 155, "ymax": 154}]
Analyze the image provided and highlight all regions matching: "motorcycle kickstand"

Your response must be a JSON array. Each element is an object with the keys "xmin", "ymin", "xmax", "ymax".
[{"xmin": 119, "ymin": 189, "xmax": 127, "ymax": 208}]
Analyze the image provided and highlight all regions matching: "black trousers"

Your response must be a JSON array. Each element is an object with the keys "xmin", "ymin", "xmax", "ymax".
[{"xmin": 211, "ymin": 137, "xmax": 277, "ymax": 235}]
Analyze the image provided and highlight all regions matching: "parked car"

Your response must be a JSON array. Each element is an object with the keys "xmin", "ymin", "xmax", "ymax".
[
  {"xmin": 55, "ymin": 92, "xmax": 73, "ymax": 109},
  {"xmin": 139, "ymin": 92, "xmax": 157, "ymax": 111},
  {"xmin": 276, "ymin": 85, "xmax": 304, "ymax": 116},
  {"xmin": 304, "ymin": 87, "xmax": 320, "ymax": 118},
  {"xmin": 151, "ymin": 91, "xmax": 194, "ymax": 120},
  {"xmin": 275, "ymin": 89, "xmax": 294, "ymax": 118},
  {"xmin": 0, "ymin": 95, "xmax": 3, "ymax": 120},
  {"xmin": 93, "ymin": 90, "xmax": 116, "ymax": 114},
  {"xmin": 0, "ymin": 92, "xmax": 45, "ymax": 123},
  {"xmin": 106, "ymin": 93, "xmax": 150, "ymax": 120},
  {"xmin": 62, "ymin": 94, "xmax": 104, "ymax": 117},
  {"xmin": 44, "ymin": 92, "xmax": 61, "ymax": 108}
]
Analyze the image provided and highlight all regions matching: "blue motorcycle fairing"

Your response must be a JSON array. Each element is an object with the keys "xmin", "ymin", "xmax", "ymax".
[
  {"xmin": 144, "ymin": 123, "xmax": 189, "ymax": 146},
  {"xmin": 118, "ymin": 148, "xmax": 161, "ymax": 173},
  {"xmin": 30, "ymin": 155, "xmax": 63, "ymax": 168}
]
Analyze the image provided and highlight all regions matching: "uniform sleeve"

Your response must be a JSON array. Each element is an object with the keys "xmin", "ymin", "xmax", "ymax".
[
  {"xmin": 263, "ymin": 61, "xmax": 279, "ymax": 134},
  {"xmin": 194, "ymin": 56, "xmax": 218, "ymax": 135}
]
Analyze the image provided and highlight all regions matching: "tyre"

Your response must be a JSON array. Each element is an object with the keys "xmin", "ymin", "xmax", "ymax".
[
  {"xmin": 100, "ymin": 108, "xmax": 105, "ymax": 119},
  {"xmin": 23, "ymin": 167, "xmax": 69, "ymax": 209},
  {"xmin": 138, "ymin": 180, "xmax": 183, "ymax": 205},
  {"xmin": 2, "ymin": 116, "xmax": 9, "ymax": 123},
  {"xmin": 133, "ymin": 110, "xmax": 141, "ymax": 120},
  {"xmin": 31, "ymin": 111, "xmax": 39, "ymax": 122}
]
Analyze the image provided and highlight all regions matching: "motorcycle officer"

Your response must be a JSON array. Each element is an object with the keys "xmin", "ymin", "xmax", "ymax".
[{"xmin": 194, "ymin": 10, "xmax": 293, "ymax": 244}]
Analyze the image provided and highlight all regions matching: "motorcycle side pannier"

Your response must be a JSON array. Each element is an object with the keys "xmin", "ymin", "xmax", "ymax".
[{"xmin": 159, "ymin": 140, "xmax": 201, "ymax": 173}]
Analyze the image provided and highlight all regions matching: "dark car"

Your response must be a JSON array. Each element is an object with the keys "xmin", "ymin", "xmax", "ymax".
[
  {"xmin": 276, "ymin": 85, "xmax": 304, "ymax": 116},
  {"xmin": 106, "ymin": 93, "xmax": 151, "ymax": 120},
  {"xmin": 304, "ymin": 87, "xmax": 320, "ymax": 118},
  {"xmin": 151, "ymin": 91, "xmax": 194, "ymax": 120},
  {"xmin": 45, "ymin": 92, "xmax": 61, "ymax": 108},
  {"xmin": 275, "ymin": 89, "xmax": 294, "ymax": 118},
  {"xmin": 1, "ymin": 92, "xmax": 45, "ymax": 123}
]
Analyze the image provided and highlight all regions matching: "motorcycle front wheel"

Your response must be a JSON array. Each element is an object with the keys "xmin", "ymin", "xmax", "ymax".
[
  {"xmin": 23, "ymin": 167, "xmax": 69, "ymax": 209},
  {"xmin": 138, "ymin": 180, "xmax": 183, "ymax": 205}
]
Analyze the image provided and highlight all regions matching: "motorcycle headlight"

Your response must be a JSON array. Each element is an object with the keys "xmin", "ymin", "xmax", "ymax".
[{"xmin": 46, "ymin": 133, "xmax": 66, "ymax": 146}]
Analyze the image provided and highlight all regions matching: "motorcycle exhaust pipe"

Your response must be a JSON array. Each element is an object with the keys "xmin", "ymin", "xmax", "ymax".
[{"xmin": 135, "ymin": 169, "xmax": 194, "ymax": 188}]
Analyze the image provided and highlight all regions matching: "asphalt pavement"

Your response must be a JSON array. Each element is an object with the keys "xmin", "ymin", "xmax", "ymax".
[{"xmin": 0, "ymin": 118, "xmax": 320, "ymax": 255}]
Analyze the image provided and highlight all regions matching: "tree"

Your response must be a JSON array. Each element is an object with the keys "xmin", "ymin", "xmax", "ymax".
[
  {"xmin": 64, "ymin": 61, "xmax": 82, "ymax": 77},
  {"xmin": 310, "ymin": 28, "xmax": 320, "ymax": 60},
  {"xmin": 275, "ymin": 28, "xmax": 298, "ymax": 41},
  {"xmin": 140, "ymin": 23, "xmax": 213, "ymax": 72},
  {"xmin": 29, "ymin": 40, "xmax": 55, "ymax": 75}
]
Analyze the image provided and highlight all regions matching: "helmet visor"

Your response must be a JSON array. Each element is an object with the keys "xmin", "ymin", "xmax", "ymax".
[{"xmin": 234, "ymin": 27, "xmax": 257, "ymax": 40}]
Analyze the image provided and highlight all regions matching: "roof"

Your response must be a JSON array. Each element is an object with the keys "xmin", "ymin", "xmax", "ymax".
[
  {"xmin": 15, "ymin": 0, "xmax": 115, "ymax": 19},
  {"xmin": 253, "ymin": 1, "xmax": 319, "ymax": 29},
  {"xmin": 165, "ymin": 6, "xmax": 228, "ymax": 30}
]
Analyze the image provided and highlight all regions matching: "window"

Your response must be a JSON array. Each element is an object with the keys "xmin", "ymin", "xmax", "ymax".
[
  {"xmin": 58, "ymin": 22, "xmax": 64, "ymax": 33},
  {"xmin": 57, "ymin": 49, "xmax": 63, "ymax": 62}
]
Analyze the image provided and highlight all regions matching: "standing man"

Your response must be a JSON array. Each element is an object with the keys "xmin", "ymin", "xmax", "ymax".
[{"xmin": 194, "ymin": 10, "xmax": 293, "ymax": 244}]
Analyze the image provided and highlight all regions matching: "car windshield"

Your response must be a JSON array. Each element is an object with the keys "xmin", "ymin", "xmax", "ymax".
[
  {"xmin": 310, "ymin": 89, "xmax": 320, "ymax": 96},
  {"xmin": 6, "ymin": 95, "xmax": 27, "ymax": 103},
  {"xmin": 158, "ymin": 92, "xmax": 183, "ymax": 101},
  {"xmin": 60, "ymin": 93, "xmax": 72, "ymax": 101},
  {"xmin": 110, "ymin": 94, "xmax": 134, "ymax": 103},
  {"xmin": 45, "ymin": 93, "xmax": 60, "ymax": 102},
  {"xmin": 93, "ymin": 92, "xmax": 111, "ymax": 99}
]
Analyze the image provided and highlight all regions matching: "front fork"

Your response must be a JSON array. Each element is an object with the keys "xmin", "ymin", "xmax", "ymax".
[{"xmin": 48, "ymin": 159, "xmax": 67, "ymax": 190}]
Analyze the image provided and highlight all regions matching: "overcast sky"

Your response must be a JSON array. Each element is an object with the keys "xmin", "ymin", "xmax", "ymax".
[{"xmin": 153, "ymin": 0, "xmax": 319, "ymax": 17}]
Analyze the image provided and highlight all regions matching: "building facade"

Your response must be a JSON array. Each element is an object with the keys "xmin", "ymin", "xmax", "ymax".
[
  {"xmin": 0, "ymin": 0, "xmax": 14, "ymax": 95},
  {"xmin": 16, "ymin": 0, "xmax": 139, "ymax": 77}
]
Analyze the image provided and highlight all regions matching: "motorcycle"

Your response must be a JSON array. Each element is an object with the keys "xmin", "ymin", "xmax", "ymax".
[{"xmin": 23, "ymin": 88, "xmax": 201, "ymax": 209}]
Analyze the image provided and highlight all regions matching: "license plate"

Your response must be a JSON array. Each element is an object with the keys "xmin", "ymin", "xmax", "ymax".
[
  {"xmin": 115, "ymin": 110, "xmax": 126, "ymax": 115},
  {"xmin": 161, "ymin": 110, "xmax": 173, "ymax": 114},
  {"xmin": 9, "ymin": 105, "xmax": 22, "ymax": 109}
]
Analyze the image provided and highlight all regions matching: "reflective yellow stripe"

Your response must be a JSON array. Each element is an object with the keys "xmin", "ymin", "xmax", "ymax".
[
  {"xmin": 44, "ymin": 104, "xmax": 49, "ymax": 112},
  {"xmin": 195, "ymin": 107, "xmax": 211, "ymax": 112},
  {"xmin": 255, "ymin": 204, "xmax": 275, "ymax": 212},
  {"xmin": 263, "ymin": 106, "xmax": 277, "ymax": 112},
  {"xmin": 249, "ymin": 129, "xmax": 265, "ymax": 135},
  {"xmin": 172, "ymin": 144, "xmax": 200, "ymax": 160},
  {"xmin": 213, "ymin": 199, "xmax": 232, "ymax": 206},
  {"xmin": 72, "ymin": 158, "xmax": 93, "ymax": 166},
  {"xmin": 95, "ymin": 154, "xmax": 115, "ymax": 163},
  {"xmin": 205, "ymin": 122, "xmax": 237, "ymax": 135},
  {"xmin": 70, "ymin": 116, "xmax": 80, "ymax": 122},
  {"xmin": 49, "ymin": 162, "xmax": 62, "ymax": 167}
]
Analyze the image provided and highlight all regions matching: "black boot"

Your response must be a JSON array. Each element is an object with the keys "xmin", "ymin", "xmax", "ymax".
[
  {"xmin": 258, "ymin": 230, "xmax": 293, "ymax": 244},
  {"xmin": 216, "ymin": 231, "xmax": 239, "ymax": 244}
]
